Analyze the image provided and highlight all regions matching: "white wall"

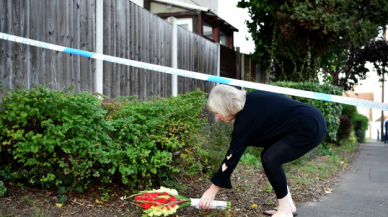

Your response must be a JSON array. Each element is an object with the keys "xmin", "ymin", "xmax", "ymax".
[
  {"xmin": 169, "ymin": 0, "xmax": 218, "ymax": 14},
  {"xmin": 151, "ymin": 2, "xmax": 188, "ymax": 13},
  {"xmin": 131, "ymin": 0, "xmax": 218, "ymax": 14},
  {"xmin": 130, "ymin": 0, "xmax": 144, "ymax": 7},
  {"xmin": 188, "ymin": 0, "xmax": 218, "ymax": 14},
  {"xmin": 366, "ymin": 121, "xmax": 383, "ymax": 140}
]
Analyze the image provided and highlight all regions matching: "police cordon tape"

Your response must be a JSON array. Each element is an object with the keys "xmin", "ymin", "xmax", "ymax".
[{"xmin": 1, "ymin": 32, "xmax": 387, "ymax": 111}]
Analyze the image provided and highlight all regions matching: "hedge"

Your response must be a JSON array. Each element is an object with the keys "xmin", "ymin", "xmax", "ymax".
[{"xmin": 0, "ymin": 86, "xmax": 207, "ymax": 191}]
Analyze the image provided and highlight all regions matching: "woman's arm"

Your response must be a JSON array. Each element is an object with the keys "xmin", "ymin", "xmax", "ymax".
[{"xmin": 199, "ymin": 154, "xmax": 232, "ymax": 210}]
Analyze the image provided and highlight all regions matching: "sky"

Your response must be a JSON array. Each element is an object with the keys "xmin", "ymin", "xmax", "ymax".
[{"xmin": 218, "ymin": 1, "xmax": 387, "ymax": 120}]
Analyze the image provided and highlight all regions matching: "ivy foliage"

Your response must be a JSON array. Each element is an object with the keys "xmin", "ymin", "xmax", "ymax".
[
  {"xmin": 0, "ymin": 86, "xmax": 207, "ymax": 190},
  {"xmin": 271, "ymin": 81, "xmax": 343, "ymax": 142}
]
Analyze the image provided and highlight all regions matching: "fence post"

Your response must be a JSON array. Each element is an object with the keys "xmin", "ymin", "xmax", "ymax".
[
  {"xmin": 167, "ymin": 17, "xmax": 178, "ymax": 97},
  {"xmin": 255, "ymin": 63, "xmax": 261, "ymax": 82},
  {"xmin": 212, "ymin": 43, "xmax": 221, "ymax": 123},
  {"xmin": 216, "ymin": 43, "xmax": 221, "ymax": 84},
  {"xmin": 241, "ymin": 53, "xmax": 245, "ymax": 81},
  {"xmin": 95, "ymin": 0, "xmax": 104, "ymax": 95},
  {"xmin": 235, "ymin": 47, "xmax": 240, "ymax": 80}
]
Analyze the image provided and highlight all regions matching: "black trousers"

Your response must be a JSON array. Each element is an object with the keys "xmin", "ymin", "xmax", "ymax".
[{"xmin": 260, "ymin": 140, "xmax": 321, "ymax": 199}]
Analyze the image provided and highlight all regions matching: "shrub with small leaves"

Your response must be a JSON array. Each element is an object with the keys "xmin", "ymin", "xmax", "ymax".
[
  {"xmin": 106, "ymin": 90, "xmax": 208, "ymax": 187},
  {"xmin": 0, "ymin": 86, "xmax": 115, "ymax": 189},
  {"xmin": 0, "ymin": 86, "xmax": 207, "ymax": 190}
]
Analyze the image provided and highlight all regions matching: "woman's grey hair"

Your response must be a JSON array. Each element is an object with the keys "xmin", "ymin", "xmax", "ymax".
[{"xmin": 207, "ymin": 85, "xmax": 247, "ymax": 118}]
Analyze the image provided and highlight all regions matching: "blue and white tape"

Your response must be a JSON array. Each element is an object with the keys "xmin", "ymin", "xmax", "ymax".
[{"xmin": 1, "ymin": 32, "xmax": 387, "ymax": 111}]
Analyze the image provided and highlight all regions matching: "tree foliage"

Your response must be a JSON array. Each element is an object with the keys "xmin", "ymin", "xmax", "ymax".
[
  {"xmin": 324, "ymin": 37, "xmax": 388, "ymax": 90},
  {"xmin": 238, "ymin": 0, "xmax": 388, "ymax": 86}
]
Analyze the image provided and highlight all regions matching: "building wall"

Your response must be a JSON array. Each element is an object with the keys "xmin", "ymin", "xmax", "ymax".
[
  {"xmin": 143, "ymin": 0, "xmax": 218, "ymax": 14},
  {"xmin": 182, "ymin": 0, "xmax": 218, "ymax": 14},
  {"xmin": 130, "ymin": 0, "xmax": 144, "ymax": 7},
  {"xmin": 366, "ymin": 121, "xmax": 382, "ymax": 140},
  {"xmin": 150, "ymin": 2, "xmax": 188, "ymax": 13}
]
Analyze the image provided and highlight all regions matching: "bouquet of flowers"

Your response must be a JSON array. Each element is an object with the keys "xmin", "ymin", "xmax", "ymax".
[{"xmin": 123, "ymin": 187, "xmax": 231, "ymax": 217}]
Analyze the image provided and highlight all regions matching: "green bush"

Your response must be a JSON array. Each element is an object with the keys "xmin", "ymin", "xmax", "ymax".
[
  {"xmin": 106, "ymin": 90, "xmax": 207, "ymax": 187},
  {"xmin": 337, "ymin": 116, "xmax": 352, "ymax": 141},
  {"xmin": 0, "ymin": 86, "xmax": 207, "ymax": 190},
  {"xmin": 341, "ymin": 104, "xmax": 358, "ymax": 117},
  {"xmin": 352, "ymin": 114, "xmax": 368, "ymax": 143},
  {"xmin": 341, "ymin": 104, "xmax": 368, "ymax": 143},
  {"xmin": 271, "ymin": 81, "xmax": 343, "ymax": 142},
  {"xmin": 342, "ymin": 130, "xmax": 358, "ymax": 152},
  {"xmin": 0, "ymin": 86, "xmax": 113, "ymax": 189}
]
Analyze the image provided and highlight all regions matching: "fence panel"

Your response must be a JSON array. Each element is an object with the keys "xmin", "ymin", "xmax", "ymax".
[
  {"xmin": 220, "ymin": 44, "xmax": 237, "ymax": 79},
  {"xmin": 0, "ymin": 0, "xmax": 97, "ymax": 92},
  {"xmin": 1, "ymin": 0, "xmax": 220, "ymax": 103},
  {"xmin": 103, "ymin": 0, "xmax": 171, "ymax": 100},
  {"xmin": 177, "ymin": 28, "xmax": 218, "ymax": 95}
]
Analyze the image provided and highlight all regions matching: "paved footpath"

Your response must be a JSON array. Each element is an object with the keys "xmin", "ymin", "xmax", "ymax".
[{"xmin": 297, "ymin": 140, "xmax": 388, "ymax": 217}]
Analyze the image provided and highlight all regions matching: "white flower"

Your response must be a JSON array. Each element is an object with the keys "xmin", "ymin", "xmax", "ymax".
[{"xmin": 153, "ymin": 186, "xmax": 178, "ymax": 195}]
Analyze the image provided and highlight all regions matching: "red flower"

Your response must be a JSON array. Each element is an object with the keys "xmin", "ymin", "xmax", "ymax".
[{"xmin": 155, "ymin": 198, "xmax": 168, "ymax": 204}]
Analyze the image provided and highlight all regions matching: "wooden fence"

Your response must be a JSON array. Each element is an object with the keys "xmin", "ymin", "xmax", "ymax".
[
  {"xmin": 237, "ymin": 52, "xmax": 268, "ymax": 84},
  {"xmin": 0, "ymin": 0, "xmax": 97, "ymax": 93},
  {"xmin": 0, "ymin": 0, "xmax": 218, "ymax": 100},
  {"xmin": 220, "ymin": 44, "xmax": 237, "ymax": 79}
]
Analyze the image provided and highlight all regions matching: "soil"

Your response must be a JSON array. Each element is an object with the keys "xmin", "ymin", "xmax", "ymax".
[{"xmin": 0, "ymin": 148, "xmax": 359, "ymax": 217}]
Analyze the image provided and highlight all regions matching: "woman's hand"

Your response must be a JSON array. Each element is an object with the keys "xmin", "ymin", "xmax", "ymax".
[{"xmin": 199, "ymin": 184, "xmax": 221, "ymax": 210}]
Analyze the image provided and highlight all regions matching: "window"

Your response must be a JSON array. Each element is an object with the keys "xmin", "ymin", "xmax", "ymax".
[
  {"xmin": 177, "ymin": 18, "xmax": 193, "ymax": 32},
  {"xmin": 219, "ymin": 30, "xmax": 227, "ymax": 46},
  {"xmin": 203, "ymin": 21, "xmax": 213, "ymax": 40}
]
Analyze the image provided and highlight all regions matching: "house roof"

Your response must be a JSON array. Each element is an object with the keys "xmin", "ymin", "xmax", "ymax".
[
  {"xmin": 342, "ymin": 91, "xmax": 374, "ymax": 101},
  {"xmin": 152, "ymin": 0, "xmax": 239, "ymax": 32},
  {"xmin": 374, "ymin": 115, "xmax": 388, "ymax": 122}
]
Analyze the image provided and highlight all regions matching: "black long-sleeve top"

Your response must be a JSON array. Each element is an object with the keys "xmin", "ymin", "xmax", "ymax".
[{"xmin": 211, "ymin": 90, "xmax": 327, "ymax": 189}]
